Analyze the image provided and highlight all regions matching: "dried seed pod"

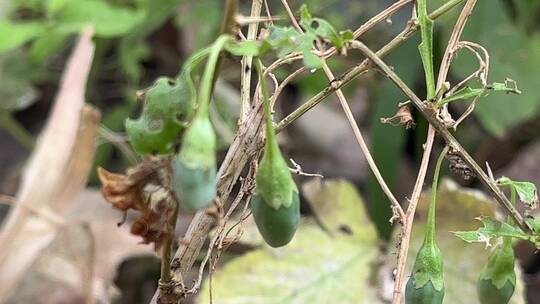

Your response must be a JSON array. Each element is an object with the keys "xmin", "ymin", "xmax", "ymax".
[
  {"xmin": 250, "ymin": 58, "xmax": 300, "ymax": 247},
  {"xmin": 477, "ymin": 237, "xmax": 516, "ymax": 304}
]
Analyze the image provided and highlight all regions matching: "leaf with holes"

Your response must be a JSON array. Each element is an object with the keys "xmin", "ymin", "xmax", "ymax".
[{"xmin": 497, "ymin": 177, "xmax": 538, "ymax": 208}]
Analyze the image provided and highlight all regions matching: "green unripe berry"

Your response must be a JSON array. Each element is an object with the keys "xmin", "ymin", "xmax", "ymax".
[
  {"xmin": 477, "ymin": 237, "xmax": 516, "ymax": 304},
  {"xmin": 477, "ymin": 278, "xmax": 515, "ymax": 304},
  {"xmin": 405, "ymin": 276, "xmax": 444, "ymax": 304},
  {"xmin": 251, "ymin": 191, "xmax": 300, "ymax": 247},
  {"xmin": 250, "ymin": 58, "xmax": 300, "ymax": 247},
  {"xmin": 406, "ymin": 147, "xmax": 448, "ymax": 304}
]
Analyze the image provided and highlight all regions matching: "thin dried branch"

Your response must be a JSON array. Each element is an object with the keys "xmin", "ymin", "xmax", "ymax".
[
  {"xmin": 350, "ymin": 40, "xmax": 532, "ymax": 233},
  {"xmin": 239, "ymin": 0, "xmax": 263, "ymax": 124},
  {"xmin": 321, "ymin": 61, "xmax": 405, "ymax": 222},
  {"xmin": 288, "ymin": 158, "xmax": 324, "ymax": 178}
]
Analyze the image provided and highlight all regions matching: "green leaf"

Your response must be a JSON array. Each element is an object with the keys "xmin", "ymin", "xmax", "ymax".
[
  {"xmin": 437, "ymin": 79, "xmax": 523, "ymax": 106},
  {"xmin": 266, "ymin": 5, "xmax": 352, "ymax": 69},
  {"xmin": 29, "ymin": 29, "xmax": 68, "ymax": 63},
  {"xmin": 497, "ymin": 176, "xmax": 538, "ymax": 208},
  {"xmin": 118, "ymin": 0, "xmax": 185, "ymax": 82},
  {"xmin": 0, "ymin": 20, "xmax": 44, "ymax": 53},
  {"xmin": 0, "ymin": 52, "xmax": 38, "ymax": 111},
  {"xmin": 453, "ymin": 217, "xmax": 532, "ymax": 246},
  {"xmin": 125, "ymin": 77, "xmax": 193, "ymax": 155},
  {"xmin": 447, "ymin": 0, "xmax": 540, "ymax": 136},
  {"xmin": 46, "ymin": 0, "xmax": 68, "ymax": 13},
  {"xmin": 54, "ymin": 0, "xmax": 144, "ymax": 37},
  {"xmin": 197, "ymin": 180, "xmax": 379, "ymax": 304}
]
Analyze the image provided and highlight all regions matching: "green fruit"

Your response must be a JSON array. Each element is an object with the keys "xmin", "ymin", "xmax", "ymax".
[
  {"xmin": 477, "ymin": 278, "xmax": 514, "ymax": 304},
  {"xmin": 405, "ymin": 276, "xmax": 444, "ymax": 304},
  {"xmin": 174, "ymin": 114, "xmax": 216, "ymax": 211},
  {"xmin": 477, "ymin": 237, "xmax": 516, "ymax": 304},
  {"xmin": 250, "ymin": 58, "xmax": 299, "ymax": 247},
  {"xmin": 251, "ymin": 191, "xmax": 300, "ymax": 247},
  {"xmin": 405, "ymin": 240, "xmax": 445, "ymax": 304},
  {"xmin": 173, "ymin": 36, "xmax": 231, "ymax": 211},
  {"xmin": 173, "ymin": 154, "xmax": 216, "ymax": 211},
  {"xmin": 406, "ymin": 147, "xmax": 448, "ymax": 304},
  {"xmin": 126, "ymin": 77, "xmax": 194, "ymax": 155}
]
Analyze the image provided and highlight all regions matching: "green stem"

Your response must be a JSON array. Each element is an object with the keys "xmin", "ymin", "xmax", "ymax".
[
  {"xmin": 197, "ymin": 35, "xmax": 232, "ymax": 116},
  {"xmin": 425, "ymin": 146, "xmax": 449, "ymax": 244},
  {"xmin": 254, "ymin": 58, "xmax": 278, "ymax": 158},
  {"xmin": 177, "ymin": 46, "xmax": 211, "ymax": 80},
  {"xmin": 0, "ymin": 110, "xmax": 34, "ymax": 150},
  {"xmin": 506, "ymin": 186, "xmax": 517, "ymax": 226}
]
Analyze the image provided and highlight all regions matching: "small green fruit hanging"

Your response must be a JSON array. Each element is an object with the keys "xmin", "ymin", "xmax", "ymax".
[
  {"xmin": 477, "ymin": 236, "xmax": 516, "ymax": 304},
  {"xmin": 250, "ymin": 59, "xmax": 300, "ymax": 247},
  {"xmin": 173, "ymin": 36, "xmax": 230, "ymax": 211},
  {"xmin": 405, "ymin": 147, "xmax": 447, "ymax": 304}
]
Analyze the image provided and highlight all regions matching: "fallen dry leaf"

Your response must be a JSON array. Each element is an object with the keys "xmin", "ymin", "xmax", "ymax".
[{"xmin": 0, "ymin": 28, "xmax": 98, "ymax": 303}]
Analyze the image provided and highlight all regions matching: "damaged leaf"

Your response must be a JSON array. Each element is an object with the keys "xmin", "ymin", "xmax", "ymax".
[
  {"xmin": 97, "ymin": 166, "xmax": 175, "ymax": 249},
  {"xmin": 497, "ymin": 176, "xmax": 538, "ymax": 209}
]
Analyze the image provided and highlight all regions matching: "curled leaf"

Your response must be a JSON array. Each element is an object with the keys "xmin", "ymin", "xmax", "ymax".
[
  {"xmin": 97, "ymin": 166, "xmax": 174, "ymax": 249},
  {"xmin": 380, "ymin": 106, "xmax": 415, "ymax": 129}
]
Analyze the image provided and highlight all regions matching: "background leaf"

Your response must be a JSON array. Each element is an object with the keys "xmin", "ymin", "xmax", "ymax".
[
  {"xmin": 448, "ymin": 0, "xmax": 540, "ymax": 136},
  {"xmin": 0, "ymin": 20, "xmax": 44, "ymax": 53},
  {"xmin": 54, "ymin": 0, "xmax": 144, "ymax": 37}
]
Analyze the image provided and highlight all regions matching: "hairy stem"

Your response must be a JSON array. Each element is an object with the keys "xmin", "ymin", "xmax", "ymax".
[{"xmin": 255, "ymin": 58, "xmax": 279, "ymax": 158}]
